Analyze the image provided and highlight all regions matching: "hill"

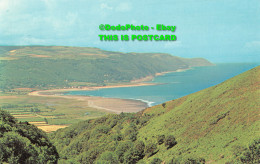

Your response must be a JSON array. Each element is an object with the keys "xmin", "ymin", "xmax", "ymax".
[
  {"xmin": 0, "ymin": 110, "xmax": 59, "ymax": 163},
  {"xmin": 0, "ymin": 46, "xmax": 213, "ymax": 90},
  {"xmin": 49, "ymin": 66, "xmax": 259, "ymax": 163}
]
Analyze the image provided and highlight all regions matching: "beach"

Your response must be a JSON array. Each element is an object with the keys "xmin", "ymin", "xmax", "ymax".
[
  {"xmin": 28, "ymin": 69, "xmax": 190, "ymax": 113},
  {"xmin": 28, "ymin": 83, "xmax": 156, "ymax": 113}
]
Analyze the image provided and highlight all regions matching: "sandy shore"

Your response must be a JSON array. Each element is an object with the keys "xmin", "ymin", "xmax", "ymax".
[
  {"xmin": 155, "ymin": 68, "xmax": 191, "ymax": 76},
  {"xmin": 28, "ymin": 83, "xmax": 155, "ymax": 113},
  {"xmin": 29, "ymin": 94, "xmax": 148, "ymax": 113},
  {"xmin": 28, "ymin": 68, "xmax": 190, "ymax": 113},
  {"xmin": 29, "ymin": 82, "xmax": 157, "ymax": 95}
]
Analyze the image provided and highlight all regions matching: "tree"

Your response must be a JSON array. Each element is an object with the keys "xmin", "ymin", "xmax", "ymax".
[
  {"xmin": 96, "ymin": 151, "xmax": 118, "ymax": 164},
  {"xmin": 0, "ymin": 110, "xmax": 59, "ymax": 163}
]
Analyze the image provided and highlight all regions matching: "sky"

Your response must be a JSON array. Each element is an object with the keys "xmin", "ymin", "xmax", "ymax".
[{"xmin": 0, "ymin": 0, "xmax": 259, "ymax": 62}]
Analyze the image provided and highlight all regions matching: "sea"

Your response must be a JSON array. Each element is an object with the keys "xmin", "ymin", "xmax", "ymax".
[{"xmin": 64, "ymin": 63, "xmax": 259, "ymax": 107}]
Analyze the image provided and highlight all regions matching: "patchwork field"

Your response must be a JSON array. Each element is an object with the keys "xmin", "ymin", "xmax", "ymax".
[
  {"xmin": 0, "ymin": 86, "xmax": 148, "ymax": 132},
  {"xmin": 0, "ymin": 91, "xmax": 108, "ymax": 132}
]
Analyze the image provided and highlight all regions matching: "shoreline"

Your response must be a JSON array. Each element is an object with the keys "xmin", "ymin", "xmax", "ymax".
[
  {"xmin": 29, "ymin": 67, "xmax": 191, "ymax": 96},
  {"xmin": 28, "ymin": 83, "xmax": 156, "ymax": 114},
  {"xmin": 29, "ymin": 93, "xmax": 149, "ymax": 114},
  {"xmin": 28, "ymin": 68, "xmax": 191, "ymax": 113},
  {"xmin": 28, "ymin": 82, "xmax": 158, "ymax": 96}
]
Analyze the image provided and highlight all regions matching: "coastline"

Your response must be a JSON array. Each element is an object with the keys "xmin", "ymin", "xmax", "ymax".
[
  {"xmin": 155, "ymin": 68, "xmax": 191, "ymax": 76},
  {"xmin": 28, "ymin": 83, "xmax": 156, "ymax": 114},
  {"xmin": 28, "ymin": 68, "xmax": 190, "ymax": 113},
  {"xmin": 28, "ymin": 82, "xmax": 158, "ymax": 96}
]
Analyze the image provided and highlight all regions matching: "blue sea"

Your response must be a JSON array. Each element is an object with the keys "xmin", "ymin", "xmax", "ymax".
[{"xmin": 65, "ymin": 63, "xmax": 259, "ymax": 107}]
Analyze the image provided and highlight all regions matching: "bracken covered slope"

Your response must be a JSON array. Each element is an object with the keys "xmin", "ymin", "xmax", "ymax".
[{"xmin": 50, "ymin": 66, "xmax": 259, "ymax": 163}]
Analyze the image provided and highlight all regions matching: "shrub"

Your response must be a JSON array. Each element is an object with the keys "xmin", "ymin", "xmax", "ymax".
[
  {"xmin": 134, "ymin": 140, "xmax": 145, "ymax": 158},
  {"xmin": 162, "ymin": 103, "xmax": 166, "ymax": 108},
  {"xmin": 183, "ymin": 157, "xmax": 205, "ymax": 164},
  {"xmin": 145, "ymin": 141, "xmax": 158, "ymax": 157},
  {"xmin": 239, "ymin": 139, "xmax": 260, "ymax": 163},
  {"xmin": 123, "ymin": 149, "xmax": 140, "ymax": 164},
  {"xmin": 96, "ymin": 151, "xmax": 118, "ymax": 164},
  {"xmin": 124, "ymin": 126, "xmax": 138, "ymax": 141},
  {"xmin": 165, "ymin": 135, "xmax": 177, "ymax": 149},
  {"xmin": 150, "ymin": 158, "xmax": 163, "ymax": 164},
  {"xmin": 157, "ymin": 135, "xmax": 165, "ymax": 145}
]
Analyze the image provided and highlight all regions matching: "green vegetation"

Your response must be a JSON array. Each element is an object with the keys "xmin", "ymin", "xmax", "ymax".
[
  {"xmin": 0, "ymin": 45, "xmax": 258, "ymax": 163},
  {"xmin": 0, "ymin": 46, "xmax": 213, "ymax": 90},
  {"xmin": 0, "ymin": 110, "xmax": 59, "ymax": 163},
  {"xmin": 49, "ymin": 66, "xmax": 259, "ymax": 163},
  {"xmin": 0, "ymin": 95, "xmax": 107, "ymax": 126},
  {"xmin": 49, "ymin": 113, "xmax": 176, "ymax": 163}
]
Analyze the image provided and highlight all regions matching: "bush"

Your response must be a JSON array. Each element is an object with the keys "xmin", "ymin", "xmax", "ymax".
[
  {"xmin": 239, "ymin": 139, "xmax": 260, "ymax": 163},
  {"xmin": 145, "ymin": 141, "xmax": 158, "ymax": 157},
  {"xmin": 165, "ymin": 135, "xmax": 177, "ymax": 149},
  {"xmin": 183, "ymin": 157, "xmax": 205, "ymax": 164},
  {"xmin": 115, "ymin": 141, "xmax": 134, "ymax": 163},
  {"xmin": 124, "ymin": 126, "xmax": 138, "ymax": 141},
  {"xmin": 134, "ymin": 140, "xmax": 145, "ymax": 158},
  {"xmin": 123, "ymin": 149, "xmax": 140, "ymax": 164},
  {"xmin": 150, "ymin": 158, "xmax": 162, "ymax": 164},
  {"xmin": 96, "ymin": 151, "xmax": 118, "ymax": 164},
  {"xmin": 162, "ymin": 103, "xmax": 166, "ymax": 108},
  {"xmin": 157, "ymin": 135, "xmax": 165, "ymax": 145}
]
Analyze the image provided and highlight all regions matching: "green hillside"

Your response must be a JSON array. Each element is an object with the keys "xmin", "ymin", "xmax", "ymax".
[
  {"xmin": 0, "ymin": 46, "xmax": 213, "ymax": 90},
  {"xmin": 0, "ymin": 110, "xmax": 59, "ymax": 163},
  {"xmin": 49, "ymin": 66, "xmax": 259, "ymax": 163}
]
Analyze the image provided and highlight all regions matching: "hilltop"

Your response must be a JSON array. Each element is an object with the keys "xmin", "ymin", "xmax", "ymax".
[
  {"xmin": 0, "ymin": 46, "xmax": 213, "ymax": 90},
  {"xmin": 49, "ymin": 66, "xmax": 259, "ymax": 163}
]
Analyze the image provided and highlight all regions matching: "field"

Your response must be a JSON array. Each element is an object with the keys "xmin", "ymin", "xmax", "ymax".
[
  {"xmin": 0, "ymin": 46, "xmax": 213, "ymax": 132},
  {"xmin": 0, "ymin": 85, "xmax": 149, "ymax": 132},
  {"xmin": 0, "ymin": 91, "xmax": 108, "ymax": 132}
]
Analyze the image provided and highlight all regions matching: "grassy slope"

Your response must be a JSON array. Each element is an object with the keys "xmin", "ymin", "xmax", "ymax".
[
  {"xmin": 0, "ymin": 46, "xmax": 213, "ymax": 89},
  {"xmin": 50, "ymin": 66, "xmax": 259, "ymax": 163},
  {"xmin": 139, "ymin": 65, "xmax": 259, "ymax": 162}
]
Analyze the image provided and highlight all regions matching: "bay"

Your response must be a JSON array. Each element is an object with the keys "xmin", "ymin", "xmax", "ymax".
[{"xmin": 65, "ymin": 63, "xmax": 259, "ymax": 107}]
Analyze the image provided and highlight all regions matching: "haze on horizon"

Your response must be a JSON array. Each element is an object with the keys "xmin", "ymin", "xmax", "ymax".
[{"xmin": 0, "ymin": 0, "xmax": 259, "ymax": 63}]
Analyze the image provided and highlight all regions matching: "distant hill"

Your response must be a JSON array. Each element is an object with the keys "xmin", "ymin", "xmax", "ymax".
[
  {"xmin": 49, "ymin": 66, "xmax": 259, "ymax": 163},
  {"xmin": 0, "ymin": 46, "xmax": 213, "ymax": 90},
  {"xmin": 0, "ymin": 110, "xmax": 59, "ymax": 163}
]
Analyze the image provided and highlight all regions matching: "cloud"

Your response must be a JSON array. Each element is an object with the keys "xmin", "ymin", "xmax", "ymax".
[
  {"xmin": 0, "ymin": 0, "xmax": 9, "ymax": 12},
  {"xmin": 116, "ymin": 2, "xmax": 132, "ymax": 12}
]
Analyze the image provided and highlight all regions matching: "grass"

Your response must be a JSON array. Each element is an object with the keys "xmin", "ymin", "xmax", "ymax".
[
  {"xmin": 0, "ymin": 94, "xmax": 108, "ymax": 127},
  {"xmin": 137, "ymin": 66, "xmax": 259, "ymax": 162},
  {"xmin": 49, "ymin": 66, "xmax": 259, "ymax": 163}
]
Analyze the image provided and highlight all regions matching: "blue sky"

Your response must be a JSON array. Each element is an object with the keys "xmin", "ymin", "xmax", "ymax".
[{"xmin": 0, "ymin": 0, "xmax": 259, "ymax": 62}]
